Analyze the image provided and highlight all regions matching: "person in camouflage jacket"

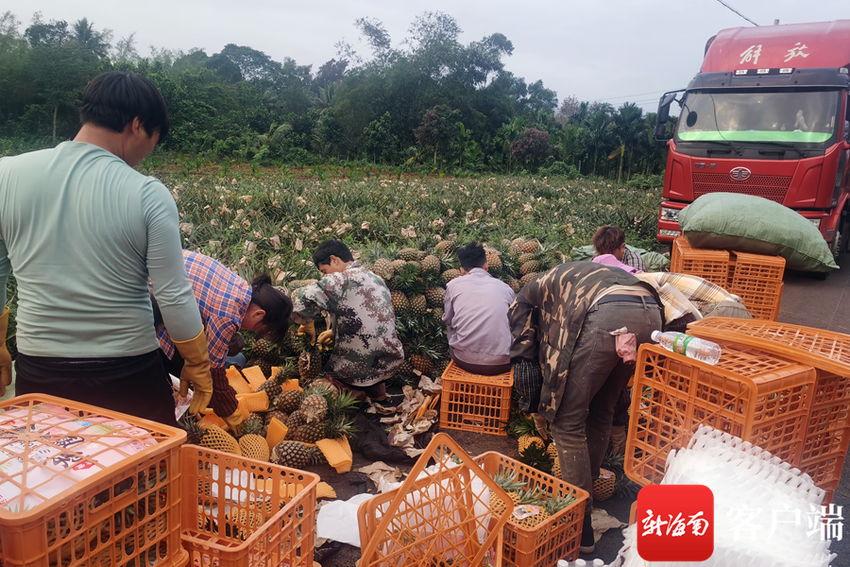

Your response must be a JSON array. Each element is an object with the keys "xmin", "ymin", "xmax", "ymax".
[
  {"xmin": 508, "ymin": 261, "xmax": 664, "ymax": 552},
  {"xmin": 292, "ymin": 240, "xmax": 403, "ymax": 392}
]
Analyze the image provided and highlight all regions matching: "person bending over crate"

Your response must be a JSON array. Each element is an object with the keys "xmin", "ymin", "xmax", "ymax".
[
  {"xmin": 0, "ymin": 72, "xmax": 212, "ymax": 426},
  {"xmin": 508, "ymin": 262, "xmax": 664, "ymax": 553},
  {"xmin": 442, "ymin": 243, "xmax": 515, "ymax": 376},
  {"xmin": 292, "ymin": 240, "xmax": 404, "ymax": 401},
  {"xmin": 150, "ymin": 251, "xmax": 293, "ymax": 436}
]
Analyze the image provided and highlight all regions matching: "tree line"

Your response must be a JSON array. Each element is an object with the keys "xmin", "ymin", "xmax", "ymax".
[{"xmin": 0, "ymin": 10, "xmax": 671, "ymax": 180}]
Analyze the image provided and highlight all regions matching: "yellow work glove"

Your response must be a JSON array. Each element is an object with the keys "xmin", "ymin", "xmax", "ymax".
[
  {"xmin": 174, "ymin": 330, "xmax": 214, "ymax": 415},
  {"xmin": 317, "ymin": 330, "xmax": 334, "ymax": 352},
  {"xmin": 223, "ymin": 409, "xmax": 244, "ymax": 437},
  {"xmin": 0, "ymin": 307, "xmax": 11, "ymax": 397},
  {"xmin": 297, "ymin": 322, "xmax": 316, "ymax": 346}
]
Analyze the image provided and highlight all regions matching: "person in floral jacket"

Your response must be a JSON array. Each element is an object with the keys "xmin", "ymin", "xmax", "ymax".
[{"xmin": 292, "ymin": 240, "xmax": 403, "ymax": 399}]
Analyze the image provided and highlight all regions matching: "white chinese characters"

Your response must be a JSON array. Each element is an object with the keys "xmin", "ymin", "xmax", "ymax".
[{"xmin": 641, "ymin": 509, "xmax": 711, "ymax": 538}]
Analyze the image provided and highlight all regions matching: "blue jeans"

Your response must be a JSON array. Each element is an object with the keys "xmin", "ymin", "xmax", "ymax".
[{"xmin": 226, "ymin": 352, "xmax": 246, "ymax": 369}]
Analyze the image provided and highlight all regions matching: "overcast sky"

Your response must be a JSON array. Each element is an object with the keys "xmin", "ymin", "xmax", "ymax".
[{"xmin": 3, "ymin": 0, "xmax": 847, "ymax": 112}]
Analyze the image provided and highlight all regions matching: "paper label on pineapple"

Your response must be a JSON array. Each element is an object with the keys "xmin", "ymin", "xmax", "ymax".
[
  {"xmin": 512, "ymin": 504, "xmax": 543, "ymax": 520},
  {"xmin": 599, "ymin": 469, "xmax": 615, "ymax": 480}
]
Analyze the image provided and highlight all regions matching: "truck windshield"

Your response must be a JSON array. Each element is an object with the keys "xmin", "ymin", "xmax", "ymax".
[{"xmin": 676, "ymin": 90, "xmax": 840, "ymax": 145}]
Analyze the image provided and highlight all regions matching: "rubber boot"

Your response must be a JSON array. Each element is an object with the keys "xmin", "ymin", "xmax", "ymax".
[{"xmin": 579, "ymin": 513, "xmax": 595, "ymax": 553}]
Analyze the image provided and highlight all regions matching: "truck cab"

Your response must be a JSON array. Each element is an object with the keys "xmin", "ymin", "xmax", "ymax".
[{"xmin": 655, "ymin": 21, "xmax": 850, "ymax": 258}]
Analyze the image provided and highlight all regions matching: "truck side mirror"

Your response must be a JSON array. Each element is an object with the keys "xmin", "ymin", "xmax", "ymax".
[{"xmin": 654, "ymin": 92, "xmax": 680, "ymax": 143}]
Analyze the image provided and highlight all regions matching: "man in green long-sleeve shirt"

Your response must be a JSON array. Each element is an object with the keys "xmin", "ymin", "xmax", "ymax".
[{"xmin": 0, "ymin": 72, "xmax": 213, "ymax": 425}]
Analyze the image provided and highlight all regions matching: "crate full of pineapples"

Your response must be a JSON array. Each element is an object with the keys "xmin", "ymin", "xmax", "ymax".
[{"xmin": 475, "ymin": 452, "xmax": 588, "ymax": 567}]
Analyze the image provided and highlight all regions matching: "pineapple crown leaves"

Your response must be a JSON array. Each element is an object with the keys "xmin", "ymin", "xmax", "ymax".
[
  {"xmin": 327, "ymin": 390, "xmax": 359, "ymax": 419},
  {"xmin": 393, "ymin": 264, "xmax": 426, "ymax": 295},
  {"xmin": 505, "ymin": 413, "xmax": 540, "ymax": 438},
  {"xmin": 490, "ymin": 470, "xmax": 526, "ymax": 493},
  {"xmin": 323, "ymin": 415, "xmax": 358, "ymax": 439},
  {"xmin": 407, "ymin": 340, "xmax": 442, "ymax": 361},
  {"xmin": 422, "ymin": 271, "xmax": 445, "ymax": 289},
  {"xmin": 361, "ymin": 242, "xmax": 389, "ymax": 265},
  {"xmin": 517, "ymin": 443, "xmax": 553, "ymax": 474}
]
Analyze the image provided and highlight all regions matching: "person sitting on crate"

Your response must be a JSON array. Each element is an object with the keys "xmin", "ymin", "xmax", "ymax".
[
  {"xmin": 442, "ymin": 243, "xmax": 515, "ymax": 376},
  {"xmin": 591, "ymin": 225, "xmax": 646, "ymax": 274},
  {"xmin": 508, "ymin": 262, "xmax": 664, "ymax": 554},
  {"xmin": 0, "ymin": 72, "xmax": 214, "ymax": 426},
  {"xmin": 150, "ymin": 251, "xmax": 293, "ymax": 436},
  {"xmin": 292, "ymin": 239, "xmax": 404, "ymax": 401}
]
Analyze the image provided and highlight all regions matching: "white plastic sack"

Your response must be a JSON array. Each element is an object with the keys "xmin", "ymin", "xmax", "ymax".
[{"xmin": 316, "ymin": 493, "xmax": 374, "ymax": 546}]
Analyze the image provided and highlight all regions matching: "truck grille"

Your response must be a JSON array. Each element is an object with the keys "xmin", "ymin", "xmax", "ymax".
[{"xmin": 692, "ymin": 173, "xmax": 791, "ymax": 203}]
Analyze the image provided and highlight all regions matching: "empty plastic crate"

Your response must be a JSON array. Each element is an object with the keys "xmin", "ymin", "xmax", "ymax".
[
  {"xmin": 473, "ymin": 452, "xmax": 588, "ymax": 567},
  {"xmin": 439, "ymin": 361, "xmax": 513, "ymax": 436},
  {"xmin": 727, "ymin": 251, "xmax": 785, "ymax": 321},
  {"xmin": 626, "ymin": 343, "xmax": 815, "ymax": 487},
  {"xmin": 180, "ymin": 445, "xmax": 318, "ymax": 567},
  {"xmin": 358, "ymin": 433, "xmax": 512, "ymax": 567},
  {"xmin": 0, "ymin": 394, "xmax": 186, "ymax": 567},
  {"xmin": 670, "ymin": 236, "xmax": 731, "ymax": 287}
]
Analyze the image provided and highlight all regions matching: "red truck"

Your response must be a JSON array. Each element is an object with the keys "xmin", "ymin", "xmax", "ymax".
[{"xmin": 654, "ymin": 20, "xmax": 850, "ymax": 260}]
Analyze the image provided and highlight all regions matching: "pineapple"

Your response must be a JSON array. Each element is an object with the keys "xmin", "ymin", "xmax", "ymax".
[
  {"xmin": 371, "ymin": 258, "xmax": 394, "ymax": 280},
  {"xmin": 298, "ymin": 350, "xmax": 322, "ymax": 384},
  {"xmin": 277, "ymin": 390, "xmax": 305, "ymax": 414},
  {"xmin": 518, "ymin": 434, "xmax": 546, "ymax": 456},
  {"xmin": 408, "ymin": 294, "xmax": 427, "ymax": 315},
  {"xmin": 552, "ymin": 457, "xmax": 561, "ymax": 478},
  {"xmin": 489, "ymin": 470, "xmax": 526, "ymax": 514},
  {"xmin": 178, "ymin": 413, "xmax": 205, "ymax": 445},
  {"xmin": 433, "ymin": 358, "xmax": 451, "ymax": 377},
  {"xmin": 390, "ymin": 259, "xmax": 407, "ymax": 274},
  {"xmin": 300, "ymin": 393, "xmax": 329, "ymax": 423},
  {"xmin": 431, "ymin": 307, "xmax": 444, "ymax": 321},
  {"xmin": 486, "ymin": 251, "xmax": 503, "ymax": 273},
  {"xmin": 271, "ymin": 441, "xmax": 321, "ymax": 469},
  {"xmin": 421, "ymin": 255, "xmax": 441, "ymax": 273},
  {"xmin": 398, "ymin": 247, "xmax": 420, "ymax": 262},
  {"xmin": 434, "ymin": 240, "xmax": 455, "ymax": 254},
  {"xmin": 509, "ymin": 239, "xmax": 525, "ymax": 257},
  {"xmin": 441, "ymin": 269, "xmax": 461, "ymax": 284},
  {"xmin": 256, "ymin": 374, "xmax": 284, "ymax": 400},
  {"xmin": 397, "ymin": 359, "xmax": 415, "ymax": 377},
  {"xmin": 200, "ymin": 425, "xmax": 242, "ymax": 455},
  {"xmin": 391, "ymin": 291, "xmax": 410, "ymax": 314},
  {"xmin": 244, "ymin": 412, "xmax": 267, "ymax": 436},
  {"xmin": 252, "ymin": 338, "xmax": 277, "ymax": 362},
  {"xmin": 238, "ymin": 420, "xmax": 270, "ymax": 461},
  {"xmin": 543, "ymin": 492, "xmax": 577, "ymax": 517},
  {"xmin": 424, "ymin": 287, "xmax": 445, "ymax": 308},
  {"xmin": 507, "ymin": 277, "xmax": 520, "ymax": 293},
  {"xmin": 285, "ymin": 410, "xmax": 307, "ymax": 430},
  {"xmin": 410, "ymin": 354, "xmax": 433, "ymax": 375},
  {"xmin": 289, "ymin": 422, "xmax": 324, "ymax": 444},
  {"xmin": 545, "ymin": 442, "xmax": 558, "ymax": 461},
  {"xmin": 519, "ymin": 272, "xmax": 540, "ymax": 286},
  {"xmin": 265, "ymin": 409, "xmax": 288, "ymax": 427},
  {"xmin": 517, "ymin": 253, "xmax": 536, "ymax": 264},
  {"xmin": 520, "ymin": 260, "xmax": 541, "ymax": 275},
  {"xmin": 510, "ymin": 487, "xmax": 551, "ymax": 529},
  {"xmin": 521, "ymin": 240, "xmax": 541, "ymax": 254}
]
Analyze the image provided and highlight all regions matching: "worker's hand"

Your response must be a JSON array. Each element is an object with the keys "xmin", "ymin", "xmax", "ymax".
[
  {"xmin": 297, "ymin": 322, "xmax": 316, "ymax": 346},
  {"xmin": 0, "ymin": 307, "xmax": 11, "ymax": 397},
  {"xmin": 532, "ymin": 413, "xmax": 550, "ymax": 442},
  {"xmin": 174, "ymin": 330, "xmax": 214, "ymax": 415},
  {"xmin": 317, "ymin": 330, "xmax": 334, "ymax": 352},
  {"xmin": 223, "ymin": 409, "xmax": 244, "ymax": 437}
]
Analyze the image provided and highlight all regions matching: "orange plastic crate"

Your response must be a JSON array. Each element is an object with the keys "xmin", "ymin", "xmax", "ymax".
[
  {"xmin": 626, "ymin": 343, "xmax": 815, "ymax": 487},
  {"xmin": 358, "ymin": 433, "xmax": 512, "ymax": 567},
  {"xmin": 439, "ymin": 362, "xmax": 513, "ymax": 436},
  {"xmin": 180, "ymin": 445, "xmax": 318, "ymax": 567},
  {"xmin": 0, "ymin": 394, "xmax": 186, "ymax": 567},
  {"xmin": 472, "ymin": 452, "xmax": 588, "ymax": 567},
  {"xmin": 727, "ymin": 251, "xmax": 785, "ymax": 321},
  {"xmin": 670, "ymin": 236, "xmax": 731, "ymax": 287}
]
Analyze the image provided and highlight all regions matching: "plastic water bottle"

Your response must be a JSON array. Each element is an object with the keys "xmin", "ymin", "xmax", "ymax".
[{"xmin": 651, "ymin": 331, "xmax": 722, "ymax": 365}]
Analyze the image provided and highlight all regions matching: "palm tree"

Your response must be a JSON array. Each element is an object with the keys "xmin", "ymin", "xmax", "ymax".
[
  {"xmin": 584, "ymin": 110, "xmax": 612, "ymax": 176},
  {"xmin": 71, "ymin": 18, "xmax": 110, "ymax": 58},
  {"xmin": 611, "ymin": 102, "xmax": 644, "ymax": 182},
  {"xmin": 495, "ymin": 116, "xmax": 526, "ymax": 173}
]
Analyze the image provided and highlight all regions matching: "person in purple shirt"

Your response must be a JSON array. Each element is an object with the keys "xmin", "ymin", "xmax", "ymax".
[{"xmin": 442, "ymin": 243, "xmax": 516, "ymax": 375}]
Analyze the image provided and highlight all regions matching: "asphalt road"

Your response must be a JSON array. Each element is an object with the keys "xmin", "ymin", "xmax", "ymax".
[{"xmin": 319, "ymin": 255, "xmax": 850, "ymax": 566}]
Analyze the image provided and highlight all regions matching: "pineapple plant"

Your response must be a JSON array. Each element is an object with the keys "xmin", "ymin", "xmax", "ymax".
[
  {"xmin": 277, "ymin": 389, "xmax": 305, "ymax": 414},
  {"xmin": 271, "ymin": 441, "xmax": 322, "ymax": 469},
  {"xmin": 408, "ymin": 294, "xmax": 427, "ymax": 316},
  {"xmin": 238, "ymin": 420, "xmax": 270, "ymax": 461},
  {"xmin": 421, "ymin": 255, "xmax": 441, "ymax": 273},
  {"xmin": 200, "ymin": 425, "xmax": 242, "ymax": 455},
  {"xmin": 441, "ymin": 269, "xmax": 461, "ymax": 284},
  {"xmin": 398, "ymin": 247, "xmax": 419, "ymax": 262},
  {"xmin": 391, "ymin": 291, "xmax": 410, "ymax": 313},
  {"xmin": 424, "ymin": 286, "xmax": 445, "ymax": 308}
]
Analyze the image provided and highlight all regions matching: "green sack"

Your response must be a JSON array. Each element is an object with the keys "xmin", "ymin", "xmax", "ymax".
[{"xmin": 678, "ymin": 193, "xmax": 838, "ymax": 272}]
